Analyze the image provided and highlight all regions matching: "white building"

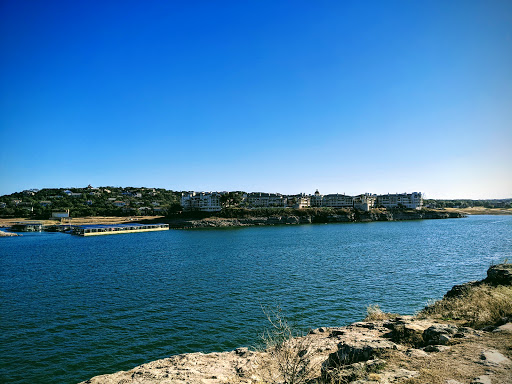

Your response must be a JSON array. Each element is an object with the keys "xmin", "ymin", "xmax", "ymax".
[
  {"xmin": 353, "ymin": 193, "xmax": 377, "ymax": 211},
  {"xmin": 246, "ymin": 193, "xmax": 286, "ymax": 208},
  {"xmin": 310, "ymin": 190, "xmax": 323, "ymax": 207},
  {"xmin": 181, "ymin": 192, "xmax": 222, "ymax": 212},
  {"xmin": 376, "ymin": 192, "xmax": 423, "ymax": 209},
  {"xmin": 322, "ymin": 193, "xmax": 354, "ymax": 208},
  {"xmin": 285, "ymin": 193, "xmax": 311, "ymax": 209}
]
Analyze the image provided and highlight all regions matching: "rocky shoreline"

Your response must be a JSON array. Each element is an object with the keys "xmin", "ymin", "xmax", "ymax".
[
  {"xmin": 166, "ymin": 209, "xmax": 465, "ymax": 229},
  {"xmin": 80, "ymin": 264, "xmax": 511, "ymax": 384},
  {"xmin": 0, "ymin": 230, "xmax": 18, "ymax": 237}
]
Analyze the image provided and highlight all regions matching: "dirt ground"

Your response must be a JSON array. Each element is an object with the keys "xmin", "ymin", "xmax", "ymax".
[{"xmin": 386, "ymin": 330, "xmax": 512, "ymax": 384}]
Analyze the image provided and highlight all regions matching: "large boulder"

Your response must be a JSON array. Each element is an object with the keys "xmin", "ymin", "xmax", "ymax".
[
  {"xmin": 485, "ymin": 264, "xmax": 512, "ymax": 286},
  {"xmin": 423, "ymin": 324, "xmax": 458, "ymax": 346},
  {"xmin": 326, "ymin": 338, "xmax": 398, "ymax": 366}
]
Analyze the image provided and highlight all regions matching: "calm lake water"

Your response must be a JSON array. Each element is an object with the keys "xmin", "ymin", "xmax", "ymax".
[{"xmin": 1, "ymin": 215, "xmax": 511, "ymax": 383}]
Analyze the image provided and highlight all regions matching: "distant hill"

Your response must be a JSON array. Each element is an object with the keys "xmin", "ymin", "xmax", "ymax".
[{"xmin": 0, "ymin": 186, "xmax": 183, "ymax": 219}]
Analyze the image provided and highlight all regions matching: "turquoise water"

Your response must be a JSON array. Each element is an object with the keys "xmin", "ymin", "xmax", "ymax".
[{"xmin": 1, "ymin": 215, "xmax": 511, "ymax": 383}]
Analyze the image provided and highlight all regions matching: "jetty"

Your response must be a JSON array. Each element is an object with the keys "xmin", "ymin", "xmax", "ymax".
[{"xmin": 72, "ymin": 223, "xmax": 169, "ymax": 236}]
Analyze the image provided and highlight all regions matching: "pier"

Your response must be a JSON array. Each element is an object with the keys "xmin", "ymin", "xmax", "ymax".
[{"xmin": 72, "ymin": 223, "xmax": 169, "ymax": 236}]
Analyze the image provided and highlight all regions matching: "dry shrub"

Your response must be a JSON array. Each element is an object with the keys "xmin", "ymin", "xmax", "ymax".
[
  {"xmin": 260, "ymin": 307, "xmax": 318, "ymax": 384},
  {"xmin": 364, "ymin": 304, "xmax": 398, "ymax": 322},
  {"xmin": 419, "ymin": 284, "xmax": 512, "ymax": 328}
]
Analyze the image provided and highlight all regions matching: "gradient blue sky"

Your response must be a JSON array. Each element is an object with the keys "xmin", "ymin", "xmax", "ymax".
[{"xmin": 1, "ymin": 0, "xmax": 511, "ymax": 198}]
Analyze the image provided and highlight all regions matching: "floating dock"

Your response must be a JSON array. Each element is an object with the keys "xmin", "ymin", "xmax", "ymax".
[
  {"xmin": 10, "ymin": 221, "xmax": 44, "ymax": 232},
  {"xmin": 72, "ymin": 223, "xmax": 169, "ymax": 236}
]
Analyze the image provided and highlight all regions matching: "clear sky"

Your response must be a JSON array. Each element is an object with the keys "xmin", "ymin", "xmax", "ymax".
[{"xmin": 1, "ymin": 0, "xmax": 511, "ymax": 199}]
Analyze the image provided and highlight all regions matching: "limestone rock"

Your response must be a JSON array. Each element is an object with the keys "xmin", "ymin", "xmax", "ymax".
[
  {"xmin": 406, "ymin": 348, "xmax": 430, "ymax": 358},
  {"xmin": 492, "ymin": 322, "xmax": 512, "ymax": 333},
  {"xmin": 391, "ymin": 321, "xmax": 431, "ymax": 347},
  {"xmin": 0, "ymin": 230, "xmax": 18, "ymax": 237},
  {"xmin": 444, "ymin": 281, "xmax": 481, "ymax": 298},
  {"xmin": 471, "ymin": 375, "xmax": 492, "ymax": 384},
  {"xmin": 423, "ymin": 324, "xmax": 458, "ymax": 345},
  {"xmin": 327, "ymin": 338, "xmax": 398, "ymax": 365},
  {"xmin": 480, "ymin": 349, "xmax": 511, "ymax": 367},
  {"xmin": 486, "ymin": 264, "xmax": 512, "ymax": 285},
  {"xmin": 424, "ymin": 345, "xmax": 451, "ymax": 352}
]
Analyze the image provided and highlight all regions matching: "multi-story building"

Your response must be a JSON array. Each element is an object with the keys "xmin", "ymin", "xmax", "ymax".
[
  {"xmin": 180, "ymin": 190, "xmax": 424, "ymax": 211},
  {"xmin": 181, "ymin": 192, "xmax": 222, "ymax": 212},
  {"xmin": 376, "ymin": 192, "xmax": 423, "ymax": 210},
  {"xmin": 285, "ymin": 193, "xmax": 311, "ymax": 209},
  {"xmin": 310, "ymin": 190, "xmax": 323, "ymax": 207},
  {"xmin": 322, "ymin": 193, "xmax": 354, "ymax": 208},
  {"xmin": 353, "ymin": 193, "xmax": 377, "ymax": 211},
  {"xmin": 246, "ymin": 193, "xmax": 286, "ymax": 208}
]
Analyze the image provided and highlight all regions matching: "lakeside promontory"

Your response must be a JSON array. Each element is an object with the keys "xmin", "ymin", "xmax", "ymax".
[
  {"xmin": 162, "ymin": 208, "xmax": 466, "ymax": 229},
  {"xmin": 80, "ymin": 264, "xmax": 512, "ymax": 384}
]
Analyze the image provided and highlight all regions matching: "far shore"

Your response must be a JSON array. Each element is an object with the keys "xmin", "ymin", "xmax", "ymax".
[
  {"xmin": 0, "ymin": 207, "xmax": 509, "ymax": 230},
  {"xmin": 444, "ymin": 207, "xmax": 512, "ymax": 215}
]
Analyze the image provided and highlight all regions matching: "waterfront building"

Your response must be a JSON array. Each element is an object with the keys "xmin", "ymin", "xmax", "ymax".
[
  {"xmin": 322, "ymin": 193, "xmax": 354, "ymax": 208},
  {"xmin": 353, "ymin": 193, "xmax": 377, "ymax": 211},
  {"xmin": 246, "ymin": 192, "xmax": 287, "ymax": 208},
  {"xmin": 285, "ymin": 193, "xmax": 311, "ymax": 209},
  {"xmin": 179, "ymin": 190, "xmax": 424, "ymax": 211},
  {"xmin": 181, "ymin": 192, "xmax": 222, "ymax": 212},
  {"xmin": 376, "ymin": 192, "xmax": 423, "ymax": 209},
  {"xmin": 310, "ymin": 190, "xmax": 323, "ymax": 207}
]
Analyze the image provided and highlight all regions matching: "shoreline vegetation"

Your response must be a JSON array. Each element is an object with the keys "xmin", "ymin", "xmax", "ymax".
[{"xmin": 80, "ymin": 264, "xmax": 512, "ymax": 384}]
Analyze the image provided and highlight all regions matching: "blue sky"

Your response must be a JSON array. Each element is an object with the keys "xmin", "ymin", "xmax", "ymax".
[{"xmin": 1, "ymin": 0, "xmax": 511, "ymax": 198}]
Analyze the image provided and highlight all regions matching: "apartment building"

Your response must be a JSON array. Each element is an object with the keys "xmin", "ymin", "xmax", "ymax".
[
  {"xmin": 180, "ymin": 190, "xmax": 423, "ymax": 211},
  {"xmin": 322, "ymin": 193, "xmax": 354, "ymax": 208},
  {"xmin": 181, "ymin": 192, "xmax": 222, "ymax": 212},
  {"xmin": 376, "ymin": 192, "xmax": 423, "ymax": 210},
  {"xmin": 285, "ymin": 193, "xmax": 311, "ymax": 209},
  {"xmin": 246, "ymin": 193, "xmax": 286, "ymax": 208},
  {"xmin": 353, "ymin": 193, "xmax": 377, "ymax": 211}
]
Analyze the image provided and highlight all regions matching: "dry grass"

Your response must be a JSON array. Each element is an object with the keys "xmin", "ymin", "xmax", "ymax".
[
  {"xmin": 364, "ymin": 304, "xmax": 398, "ymax": 322},
  {"xmin": 399, "ymin": 332, "xmax": 512, "ymax": 384},
  {"xmin": 444, "ymin": 207, "xmax": 512, "ymax": 215},
  {"xmin": 419, "ymin": 284, "xmax": 512, "ymax": 328},
  {"xmin": 260, "ymin": 307, "xmax": 319, "ymax": 384}
]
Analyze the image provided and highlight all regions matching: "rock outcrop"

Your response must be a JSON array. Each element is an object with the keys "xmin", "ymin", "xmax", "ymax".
[
  {"xmin": 444, "ymin": 263, "xmax": 512, "ymax": 299},
  {"xmin": 167, "ymin": 210, "xmax": 465, "ymax": 229},
  {"xmin": 0, "ymin": 230, "xmax": 18, "ymax": 237}
]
